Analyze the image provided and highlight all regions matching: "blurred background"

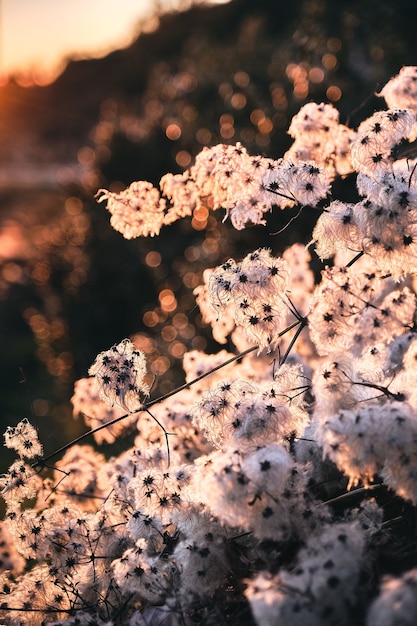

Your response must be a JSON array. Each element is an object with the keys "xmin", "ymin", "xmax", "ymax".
[{"xmin": 1, "ymin": 0, "xmax": 417, "ymax": 464}]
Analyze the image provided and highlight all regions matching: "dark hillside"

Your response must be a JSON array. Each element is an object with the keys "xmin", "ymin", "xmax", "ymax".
[
  {"xmin": 1, "ymin": 0, "xmax": 417, "ymax": 450},
  {"xmin": 1, "ymin": 0, "xmax": 416, "ymax": 168}
]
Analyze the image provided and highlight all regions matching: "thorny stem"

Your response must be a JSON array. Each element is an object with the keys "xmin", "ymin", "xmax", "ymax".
[{"xmin": 34, "ymin": 321, "xmax": 302, "ymax": 468}]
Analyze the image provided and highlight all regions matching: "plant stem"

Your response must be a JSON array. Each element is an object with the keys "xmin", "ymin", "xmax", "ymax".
[{"xmin": 34, "ymin": 318, "xmax": 303, "ymax": 467}]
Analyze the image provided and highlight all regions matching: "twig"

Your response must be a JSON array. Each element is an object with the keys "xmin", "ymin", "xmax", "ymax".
[
  {"xmin": 34, "ymin": 319, "xmax": 303, "ymax": 468},
  {"xmin": 345, "ymin": 250, "xmax": 364, "ymax": 267},
  {"xmin": 322, "ymin": 483, "xmax": 387, "ymax": 506},
  {"xmin": 278, "ymin": 318, "xmax": 307, "ymax": 367}
]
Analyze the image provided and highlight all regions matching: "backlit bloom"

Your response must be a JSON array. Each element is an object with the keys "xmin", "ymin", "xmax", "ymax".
[
  {"xmin": 379, "ymin": 66, "xmax": 417, "ymax": 140},
  {"xmin": 308, "ymin": 266, "xmax": 381, "ymax": 356},
  {"xmin": 286, "ymin": 101, "xmax": 356, "ymax": 177},
  {"xmin": 192, "ymin": 363, "xmax": 308, "ymax": 450},
  {"xmin": 88, "ymin": 338, "xmax": 149, "ymax": 412},
  {"xmin": 172, "ymin": 519, "xmax": 229, "ymax": 597},
  {"xmin": 192, "ymin": 444, "xmax": 296, "ymax": 540},
  {"xmin": 351, "ymin": 108, "xmax": 416, "ymax": 178},
  {"xmin": 262, "ymin": 160, "xmax": 331, "ymax": 209},
  {"xmin": 0, "ymin": 459, "xmax": 43, "ymax": 513},
  {"xmin": 96, "ymin": 180, "xmax": 166, "ymax": 238},
  {"xmin": 53, "ymin": 445, "xmax": 106, "ymax": 508},
  {"xmin": 159, "ymin": 171, "xmax": 198, "ymax": 224},
  {"xmin": 205, "ymin": 248, "xmax": 292, "ymax": 351},
  {"xmin": 352, "ymin": 170, "xmax": 417, "ymax": 278},
  {"xmin": 311, "ymin": 200, "xmax": 362, "ymax": 259},
  {"xmin": 4, "ymin": 418, "xmax": 43, "ymax": 459},
  {"xmin": 194, "ymin": 268, "xmax": 236, "ymax": 344},
  {"xmin": 71, "ymin": 377, "xmax": 137, "ymax": 444}
]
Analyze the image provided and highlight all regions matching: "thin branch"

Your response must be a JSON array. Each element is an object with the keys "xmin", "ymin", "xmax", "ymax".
[
  {"xmin": 408, "ymin": 161, "xmax": 417, "ymax": 188},
  {"xmin": 322, "ymin": 483, "xmax": 387, "ymax": 506},
  {"xmin": 34, "ymin": 319, "xmax": 304, "ymax": 468},
  {"xmin": 345, "ymin": 250, "xmax": 364, "ymax": 267},
  {"xmin": 144, "ymin": 406, "xmax": 175, "ymax": 466},
  {"xmin": 278, "ymin": 318, "xmax": 307, "ymax": 367},
  {"xmin": 270, "ymin": 204, "xmax": 303, "ymax": 235}
]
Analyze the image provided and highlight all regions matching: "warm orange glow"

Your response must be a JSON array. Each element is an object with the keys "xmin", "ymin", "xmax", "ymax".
[
  {"xmin": 179, "ymin": 324, "xmax": 195, "ymax": 340},
  {"xmin": 1, "ymin": 262, "xmax": 23, "ymax": 284},
  {"xmin": 184, "ymin": 246, "xmax": 201, "ymax": 261},
  {"xmin": 191, "ymin": 206, "xmax": 209, "ymax": 230},
  {"xmin": 173, "ymin": 312, "xmax": 188, "ymax": 328},
  {"xmin": 322, "ymin": 53, "xmax": 338, "ymax": 70},
  {"xmin": 143, "ymin": 310, "xmax": 159, "ymax": 327},
  {"xmin": 65, "ymin": 197, "xmax": 83, "ymax": 215},
  {"xmin": 2, "ymin": 1, "xmax": 156, "ymax": 82},
  {"xmin": 195, "ymin": 207, "xmax": 209, "ymax": 221},
  {"xmin": 258, "ymin": 117, "xmax": 273, "ymax": 134},
  {"xmin": 77, "ymin": 147, "xmax": 95, "ymax": 166},
  {"xmin": 182, "ymin": 271, "xmax": 200, "ymax": 288},
  {"xmin": 202, "ymin": 237, "xmax": 219, "ymax": 255},
  {"xmin": 145, "ymin": 251, "xmax": 162, "ymax": 268},
  {"xmin": 220, "ymin": 124, "xmax": 235, "ymax": 139},
  {"xmin": 293, "ymin": 81, "xmax": 309, "ymax": 99},
  {"xmin": 234, "ymin": 71, "xmax": 250, "ymax": 88},
  {"xmin": 169, "ymin": 341, "xmax": 186, "ymax": 358},
  {"xmin": 250, "ymin": 109, "xmax": 265, "ymax": 125},
  {"xmin": 150, "ymin": 355, "xmax": 170, "ymax": 375},
  {"xmin": 0, "ymin": 222, "xmax": 29, "ymax": 259},
  {"xmin": 271, "ymin": 85, "xmax": 287, "ymax": 109},
  {"xmin": 231, "ymin": 93, "xmax": 247, "ymax": 109},
  {"xmin": 218, "ymin": 82, "xmax": 233, "ymax": 99},
  {"xmin": 165, "ymin": 123, "xmax": 182, "ymax": 140},
  {"xmin": 326, "ymin": 85, "xmax": 342, "ymax": 102},
  {"xmin": 309, "ymin": 67, "xmax": 325, "ymax": 83},
  {"xmin": 196, "ymin": 128, "xmax": 212, "ymax": 144},
  {"xmin": 159, "ymin": 288, "xmax": 177, "ymax": 312},
  {"xmin": 132, "ymin": 332, "xmax": 157, "ymax": 354},
  {"xmin": 175, "ymin": 150, "xmax": 192, "ymax": 167},
  {"xmin": 161, "ymin": 325, "xmax": 177, "ymax": 342}
]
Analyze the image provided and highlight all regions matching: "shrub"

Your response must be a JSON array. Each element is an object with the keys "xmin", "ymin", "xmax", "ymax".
[{"xmin": 2, "ymin": 66, "xmax": 417, "ymax": 626}]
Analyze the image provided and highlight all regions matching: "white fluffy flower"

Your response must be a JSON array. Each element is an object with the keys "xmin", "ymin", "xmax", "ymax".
[{"xmin": 88, "ymin": 338, "xmax": 149, "ymax": 412}]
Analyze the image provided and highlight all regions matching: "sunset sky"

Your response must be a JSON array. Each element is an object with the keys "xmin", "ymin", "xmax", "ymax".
[{"xmin": 0, "ymin": 0, "xmax": 229, "ymax": 83}]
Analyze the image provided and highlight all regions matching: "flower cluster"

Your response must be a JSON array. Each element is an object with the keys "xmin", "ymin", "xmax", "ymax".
[
  {"xmin": 312, "ymin": 166, "xmax": 417, "ymax": 279},
  {"xmin": 98, "ymin": 142, "xmax": 331, "ymax": 235},
  {"xmin": 351, "ymin": 108, "xmax": 415, "ymax": 177},
  {"xmin": 96, "ymin": 180, "xmax": 166, "ymax": 239},
  {"xmin": 196, "ymin": 247, "xmax": 293, "ymax": 352},
  {"xmin": 285, "ymin": 101, "xmax": 356, "ymax": 176},
  {"xmin": 378, "ymin": 65, "xmax": 417, "ymax": 140},
  {"xmin": 71, "ymin": 377, "xmax": 136, "ymax": 444},
  {"xmin": 245, "ymin": 517, "xmax": 375, "ymax": 626},
  {"xmin": 88, "ymin": 338, "xmax": 150, "ymax": 412},
  {"xmin": 4, "ymin": 66, "xmax": 417, "ymax": 626},
  {"xmin": 3, "ymin": 418, "xmax": 43, "ymax": 460}
]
